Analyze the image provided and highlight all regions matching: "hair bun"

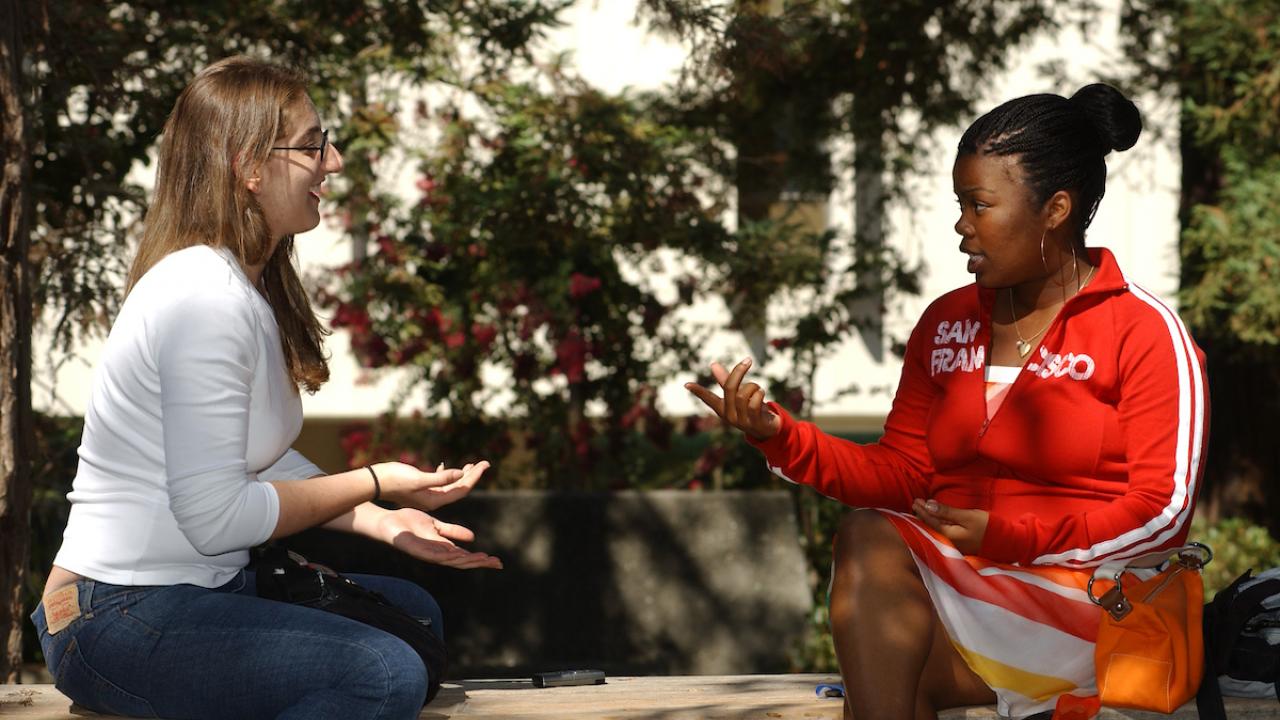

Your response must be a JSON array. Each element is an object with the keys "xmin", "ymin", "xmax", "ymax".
[{"xmin": 1069, "ymin": 83, "xmax": 1142, "ymax": 153}]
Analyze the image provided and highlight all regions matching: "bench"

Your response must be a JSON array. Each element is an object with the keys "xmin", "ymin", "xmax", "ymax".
[{"xmin": 4, "ymin": 677, "xmax": 1278, "ymax": 719}]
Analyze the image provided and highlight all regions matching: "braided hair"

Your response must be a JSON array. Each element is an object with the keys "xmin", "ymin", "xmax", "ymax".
[{"xmin": 957, "ymin": 83, "xmax": 1142, "ymax": 241}]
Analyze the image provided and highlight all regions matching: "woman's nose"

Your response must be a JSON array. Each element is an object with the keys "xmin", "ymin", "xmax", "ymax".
[{"xmin": 325, "ymin": 143, "xmax": 345, "ymax": 174}]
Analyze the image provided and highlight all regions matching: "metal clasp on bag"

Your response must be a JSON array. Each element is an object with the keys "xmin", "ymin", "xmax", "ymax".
[
  {"xmin": 1086, "ymin": 542, "xmax": 1213, "ymax": 622},
  {"xmin": 1089, "ymin": 577, "xmax": 1133, "ymax": 621}
]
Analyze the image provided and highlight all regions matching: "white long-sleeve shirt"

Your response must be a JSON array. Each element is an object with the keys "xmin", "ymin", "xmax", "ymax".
[{"xmin": 54, "ymin": 244, "xmax": 323, "ymax": 588}]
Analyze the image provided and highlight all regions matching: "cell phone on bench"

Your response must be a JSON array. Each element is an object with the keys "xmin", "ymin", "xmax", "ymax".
[{"xmin": 532, "ymin": 669, "xmax": 607, "ymax": 687}]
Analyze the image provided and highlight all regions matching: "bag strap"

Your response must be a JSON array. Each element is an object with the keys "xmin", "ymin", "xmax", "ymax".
[
  {"xmin": 1204, "ymin": 571, "xmax": 1255, "ymax": 669},
  {"xmin": 1196, "ymin": 652, "xmax": 1228, "ymax": 720},
  {"xmin": 1197, "ymin": 570, "xmax": 1253, "ymax": 720},
  {"xmin": 1087, "ymin": 543, "xmax": 1212, "ymax": 615},
  {"xmin": 1090, "ymin": 543, "xmax": 1214, "ymax": 580},
  {"xmin": 1274, "ymin": 658, "xmax": 1280, "ymax": 705}
]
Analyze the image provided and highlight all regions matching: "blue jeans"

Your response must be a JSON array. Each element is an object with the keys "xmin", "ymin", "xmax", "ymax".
[{"xmin": 31, "ymin": 570, "xmax": 443, "ymax": 720}]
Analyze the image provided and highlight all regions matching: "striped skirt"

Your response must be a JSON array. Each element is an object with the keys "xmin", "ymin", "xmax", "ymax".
[{"xmin": 879, "ymin": 509, "xmax": 1102, "ymax": 719}]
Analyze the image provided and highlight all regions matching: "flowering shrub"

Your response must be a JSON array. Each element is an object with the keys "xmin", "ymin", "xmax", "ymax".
[{"xmin": 323, "ymin": 77, "xmax": 767, "ymax": 489}]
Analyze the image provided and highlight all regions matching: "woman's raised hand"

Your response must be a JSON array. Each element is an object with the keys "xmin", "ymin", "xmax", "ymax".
[
  {"xmin": 684, "ymin": 358, "xmax": 781, "ymax": 441},
  {"xmin": 371, "ymin": 460, "xmax": 489, "ymax": 512}
]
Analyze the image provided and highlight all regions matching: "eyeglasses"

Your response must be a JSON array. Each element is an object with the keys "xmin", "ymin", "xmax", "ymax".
[{"xmin": 271, "ymin": 128, "xmax": 329, "ymax": 166}]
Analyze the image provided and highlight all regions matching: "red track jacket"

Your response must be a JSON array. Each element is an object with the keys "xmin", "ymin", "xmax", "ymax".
[{"xmin": 750, "ymin": 248, "xmax": 1208, "ymax": 567}]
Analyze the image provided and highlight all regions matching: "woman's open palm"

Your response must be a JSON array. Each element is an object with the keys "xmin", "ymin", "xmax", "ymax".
[{"xmin": 376, "ymin": 508, "xmax": 503, "ymax": 570}]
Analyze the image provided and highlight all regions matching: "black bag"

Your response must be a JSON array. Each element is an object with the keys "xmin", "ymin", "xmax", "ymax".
[
  {"xmin": 253, "ymin": 546, "xmax": 448, "ymax": 704},
  {"xmin": 1197, "ymin": 568, "xmax": 1280, "ymax": 720}
]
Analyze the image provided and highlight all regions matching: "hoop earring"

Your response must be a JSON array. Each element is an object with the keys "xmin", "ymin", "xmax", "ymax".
[
  {"xmin": 1069, "ymin": 241, "xmax": 1080, "ymax": 291},
  {"xmin": 1040, "ymin": 231, "xmax": 1049, "ymax": 272}
]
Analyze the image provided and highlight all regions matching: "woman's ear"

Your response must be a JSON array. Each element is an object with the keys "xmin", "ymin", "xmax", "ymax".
[
  {"xmin": 232, "ymin": 152, "xmax": 263, "ymax": 194},
  {"xmin": 1044, "ymin": 190, "xmax": 1073, "ymax": 231}
]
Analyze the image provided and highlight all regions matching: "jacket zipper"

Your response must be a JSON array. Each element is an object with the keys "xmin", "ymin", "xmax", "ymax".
[{"xmin": 976, "ymin": 284, "xmax": 1103, "ymax": 441}]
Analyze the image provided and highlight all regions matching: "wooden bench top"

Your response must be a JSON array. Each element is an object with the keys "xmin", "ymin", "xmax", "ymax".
[{"xmin": 4, "ymin": 675, "xmax": 1277, "ymax": 718}]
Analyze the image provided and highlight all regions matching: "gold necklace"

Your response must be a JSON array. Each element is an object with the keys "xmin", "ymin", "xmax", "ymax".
[{"xmin": 1009, "ymin": 264, "xmax": 1097, "ymax": 358}]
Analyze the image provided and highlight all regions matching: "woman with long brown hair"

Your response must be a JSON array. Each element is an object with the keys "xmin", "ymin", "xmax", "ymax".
[{"xmin": 30, "ymin": 56, "xmax": 499, "ymax": 719}]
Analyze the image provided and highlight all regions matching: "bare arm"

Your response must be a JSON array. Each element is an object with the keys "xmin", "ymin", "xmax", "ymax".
[
  {"xmin": 272, "ymin": 462, "xmax": 502, "ymax": 570},
  {"xmin": 268, "ymin": 467, "xmax": 381, "ymax": 539},
  {"xmin": 268, "ymin": 460, "xmax": 483, "ymax": 539}
]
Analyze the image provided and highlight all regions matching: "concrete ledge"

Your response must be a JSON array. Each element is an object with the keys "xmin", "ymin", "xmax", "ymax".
[
  {"xmin": 286, "ymin": 490, "xmax": 813, "ymax": 676},
  {"xmin": 5, "ymin": 677, "xmax": 1278, "ymax": 719}
]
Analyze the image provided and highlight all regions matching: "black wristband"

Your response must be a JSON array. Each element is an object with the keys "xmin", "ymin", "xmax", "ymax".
[{"xmin": 365, "ymin": 464, "xmax": 381, "ymax": 502}]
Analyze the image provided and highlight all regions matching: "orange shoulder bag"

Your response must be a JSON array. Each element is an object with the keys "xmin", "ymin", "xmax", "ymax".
[{"xmin": 1086, "ymin": 543, "xmax": 1213, "ymax": 713}]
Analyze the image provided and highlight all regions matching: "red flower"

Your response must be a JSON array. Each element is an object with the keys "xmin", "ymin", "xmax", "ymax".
[
  {"xmin": 331, "ymin": 303, "xmax": 370, "ymax": 330},
  {"xmin": 350, "ymin": 332, "xmax": 389, "ymax": 368},
  {"xmin": 444, "ymin": 331, "xmax": 466, "ymax": 349},
  {"xmin": 418, "ymin": 308, "xmax": 453, "ymax": 336},
  {"xmin": 339, "ymin": 428, "xmax": 373, "ymax": 464},
  {"xmin": 423, "ymin": 242, "xmax": 448, "ymax": 262},
  {"xmin": 375, "ymin": 235, "xmax": 400, "ymax": 264},
  {"xmin": 471, "ymin": 323, "xmax": 497, "ymax": 351},
  {"xmin": 392, "ymin": 337, "xmax": 427, "ymax": 365},
  {"xmin": 769, "ymin": 337, "xmax": 793, "ymax": 350},
  {"xmin": 568, "ymin": 272, "xmax": 602, "ymax": 299},
  {"xmin": 620, "ymin": 402, "xmax": 647, "ymax": 430},
  {"xmin": 571, "ymin": 420, "xmax": 595, "ymax": 464},
  {"xmin": 553, "ymin": 329, "xmax": 588, "ymax": 383}
]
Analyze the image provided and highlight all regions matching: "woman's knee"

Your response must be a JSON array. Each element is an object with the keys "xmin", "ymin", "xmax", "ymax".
[
  {"xmin": 829, "ymin": 511, "xmax": 915, "ymax": 614},
  {"xmin": 349, "ymin": 631, "xmax": 429, "ymax": 714}
]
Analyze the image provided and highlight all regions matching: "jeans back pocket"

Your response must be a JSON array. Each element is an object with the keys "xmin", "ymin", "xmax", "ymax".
[{"xmin": 55, "ymin": 637, "xmax": 158, "ymax": 718}]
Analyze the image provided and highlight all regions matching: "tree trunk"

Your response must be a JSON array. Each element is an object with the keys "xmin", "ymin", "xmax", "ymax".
[
  {"xmin": 0, "ymin": 0, "xmax": 36, "ymax": 682},
  {"xmin": 848, "ymin": 131, "xmax": 886, "ymax": 363},
  {"xmin": 347, "ymin": 81, "xmax": 372, "ymax": 264},
  {"xmin": 1195, "ymin": 351, "xmax": 1280, "ymax": 532},
  {"xmin": 732, "ymin": 112, "xmax": 783, "ymax": 364}
]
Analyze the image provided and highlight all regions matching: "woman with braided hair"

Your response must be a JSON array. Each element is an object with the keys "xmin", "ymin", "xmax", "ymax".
[{"xmin": 688, "ymin": 83, "xmax": 1207, "ymax": 719}]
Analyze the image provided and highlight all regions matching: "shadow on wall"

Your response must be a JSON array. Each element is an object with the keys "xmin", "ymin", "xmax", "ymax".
[{"xmin": 284, "ymin": 490, "xmax": 813, "ymax": 678}]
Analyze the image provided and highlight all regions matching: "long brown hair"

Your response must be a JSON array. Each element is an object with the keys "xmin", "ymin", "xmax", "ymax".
[{"xmin": 128, "ymin": 56, "xmax": 330, "ymax": 392}]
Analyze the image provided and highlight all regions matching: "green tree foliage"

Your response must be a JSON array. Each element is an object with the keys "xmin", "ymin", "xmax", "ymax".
[
  {"xmin": 1172, "ymin": 0, "xmax": 1280, "ymax": 349},
  {"xmin": 1181, "ymin": 152, "xmax": 1280, "ymax": 347},
  {"xmin": 1120, "ymin": 0, "xmax": 1280, "ymax": 529},
  {"xmin": 1193, "ymin": 516, "xmax": 1280, "ymax": 600}
]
